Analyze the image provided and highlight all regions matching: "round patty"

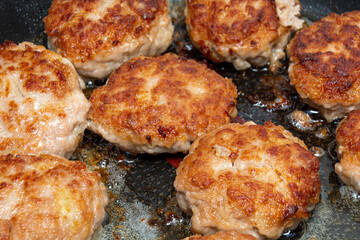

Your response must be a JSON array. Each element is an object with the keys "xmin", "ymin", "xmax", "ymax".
[
  {"xmin": 287, "ymin": 10, "xmax": 360, "ymax": 122},
  {"xmin": 185, "ymin": 0, "xmax": 303, "ymax": 71},
  {"xmin": 182, "ymin": 231, "xmax": 256, "ymax": 240},
  {"xmin": 0, "ymin": 154, "xmax": 108, "ymax": 240},
  {"xmin": 44, "ymin": 0, "xmax": 174, "ymax": 79},
  {"xmin": 174, "ymin": 122, "xmax": 320, "ymax": 239},
  {"xmin": 0, "ymin": 41, "xmax": 90, "ymax": 158},
  {"xmin": 88, "ymin": 53, "xmax": 238, "ymax": 154},
  {"xmin": 335, "ymin": 109, "xmax": 360, "ymax": 192}
]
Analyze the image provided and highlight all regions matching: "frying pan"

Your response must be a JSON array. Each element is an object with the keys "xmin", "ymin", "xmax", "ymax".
[{"xmin": 1, "ymin": 0, "xmax": 360, "ymax": 239}]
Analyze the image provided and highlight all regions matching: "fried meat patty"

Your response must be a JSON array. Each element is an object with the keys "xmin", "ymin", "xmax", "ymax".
[
  {"xmin": 0, "ymin": 41, "xmax": 90, "ymax": 158},
  {"xmin": 185, "ymin": 0, "xmax": 303, "ymax": 72},
  {"xmin": 88, "ymin": 53, "xmax": 238, "ymax": 154},
  {"xmin": 335, "ymin": 110, "xmax": 360, "ymax": 192},
  {"xmin": 182, "ymin": 231, "xmax": 257, "ymax": 240},
  {"xmin": 44, "ymin": 0, "xmax": 174, "ymax": 79},
  {"xmin": 0, "ymin": 154, "xmax": 108, "ymax": 240},
  {"xmin": 287, "ymin": 11, "xmax": 360, "ymax": 122},
  {"xmin": 174, "ymin": 122, "xmax": 320, "ymax": 239}
]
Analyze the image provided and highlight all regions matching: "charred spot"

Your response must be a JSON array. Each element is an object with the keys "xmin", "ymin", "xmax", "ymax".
[
  {"xmin": 0, "ymin": 182, "xmax": 7, "ymax": 189},
  {"xmin": 158, "ymin": 126, "xmax": 175, "ymax": 139},
  {"xmin": 145, "ymin": 135, "xmax": 152, "ymax": 144},
  {"xmin": 283, "ymin": 204, "xmax": 298, "ymax": 220},
  {"xmin": 134, "ymin": 26, "xmax": 143, "ymax": 35},
  {"xmin": 229, "ymin": 48, "xmax": 234, "ymax": 56},
  {"xmin": 158, "ymin": 127, "xmax": 166, "ymax": 138},
  {"xmin": 112, "ymin": 40, "xmax": 119, "ymax": 46},
  {"xmin": 5, "ymin": 154, "xmax": 14, "ymax": 161}
]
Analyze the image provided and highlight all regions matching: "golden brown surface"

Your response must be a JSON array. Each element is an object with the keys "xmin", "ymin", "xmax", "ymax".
[
  {"xmin": 287, "ymin": 11, "xmax": 360, "ymax": 121},
  {"xmin": 182, "ymin": 231, "xmax": 257, "ymax": 240},
  {"xmin": 174, "ymin": 122, "xmax": 320, "ymax": 239},
  {"xmin": 335, "ymin": 110, "xmax": 360, "ymax": 192},
  {"xmin": 44, "ymin": 0, "xmax": 174, "ymax": 79},
  {"xmin": 0, "ymin": 41, "xmax": 90, "ymax": 158},
  {"xmin": 0, "ymin": 154, "xmax": 108, "ymax": 240},
  {"xmin": 88, "ymin": 53, "xmax": 238, "ymax": 154},
  {"xmin": 185, "ymin": 0, "xmax": 303, "ymax": 71}
]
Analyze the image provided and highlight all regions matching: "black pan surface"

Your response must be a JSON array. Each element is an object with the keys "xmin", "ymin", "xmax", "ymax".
[{"xmin": 1, "ymin": 0, "xmax": 360, "ymax": 239}]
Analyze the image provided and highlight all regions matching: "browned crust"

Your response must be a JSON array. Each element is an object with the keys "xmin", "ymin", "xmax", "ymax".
[
  {"xmin": 336, "ymin": 110, "xmax": 360, "ymax": 175},
  {"xmin": 183, "ymin": 231, "xmax": 257, "ymax": 240},
  {"xmin": 287, "ymin": 11, "xmax": 360, "ymax": 105},
  {"xmin": 89, "ymin": 53, "xmax": 238, "ymax": 150},
  {"xmin": 0, "ymin": 41, "xmax": 88, "ymax": 157},
  {"xmin": 175, "ymin": 122, "xmax": 320, "ymax": 238},
  {"xmin": 335, "ymin": 110, "xmax": 360, "ymax": 192},
  {"xmin": 337, "ymin": 110, "xmax": 360, "ymax": 154},
  {"xmin": 0, "ymin": 41, "xmax": 79, "ymax": 99},
  {"xmin": 44, "ymin": 0, "xmax": 169, "ymax": 62},
  {"xmin": 186, "ymin": 0, "xmax": 288, "ymax": 62},
  {"xmin": 0, "ymin": 154, "xmax": 107, "ymax": 240}
]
